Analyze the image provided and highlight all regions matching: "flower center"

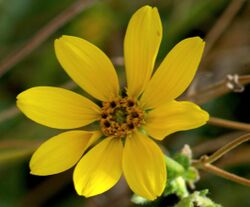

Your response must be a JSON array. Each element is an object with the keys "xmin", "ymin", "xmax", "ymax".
[{"xmin": 100, "ymin": 97, "xmax": 144, "ymax": 138}]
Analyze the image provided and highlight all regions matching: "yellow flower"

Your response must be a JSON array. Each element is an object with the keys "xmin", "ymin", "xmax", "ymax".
[{"xmin": 16, "ymin": 5, "xmax": 209, "ymax": 200}]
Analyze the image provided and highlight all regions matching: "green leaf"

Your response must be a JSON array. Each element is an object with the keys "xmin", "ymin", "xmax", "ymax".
[
  {"xmin": 174, "ymin": 153, "xmax": 191, "ymax": 170},
  {"xmin": 131, "ymin": 194, "xmax": 150, "ymax": 205},
  {"xmin": 164, "ymin": 176, "xmax": 189, "ymax": 198},
  {"xmin": 165, "ymin": 155, "xmax": 185, "ymax": 180},
  {"xmin": 174, "ymin": 191, "xmax": 222, "ymax": 207},
  {"xmin": 184, "ymin": 167, "xmax": 200, "ymax": 182}
]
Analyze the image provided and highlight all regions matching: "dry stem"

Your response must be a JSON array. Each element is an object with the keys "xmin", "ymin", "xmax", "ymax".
[
  {"xmin": 183, "ymin": 75, "xmax": 250, "ymax": 104},
  {"xmin": 200, "ymin": 163, "xmax": 250, "ymax": 187},
  {"xmin": 0, "ymin": 0, "xmax": 96, "ymax": 78},
  {"xmin": 204, "ymin": 0, "xmax": 246, "ymax": 56},
  {"xmin": 208, "ymin": 117, "xmax": 250, "ymax": 132},
  {"xmin": 193, "ymin": 133, "xmax": 250, "ymax": 187}
]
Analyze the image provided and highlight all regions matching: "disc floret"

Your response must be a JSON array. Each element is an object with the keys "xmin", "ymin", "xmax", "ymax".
[{"xmin": 100, "ymin": 97, "xmax": 144, "ymax": 137}]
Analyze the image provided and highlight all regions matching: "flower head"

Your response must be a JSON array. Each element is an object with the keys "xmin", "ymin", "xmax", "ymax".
[{"xmin": 16, "ymin": 5, "xmax": 208, "ymax": 200}]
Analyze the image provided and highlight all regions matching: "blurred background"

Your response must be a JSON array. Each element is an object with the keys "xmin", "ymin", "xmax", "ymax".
[{"xmin": 0, "ymin": 0, "xmax": 250, "ymax": 206}]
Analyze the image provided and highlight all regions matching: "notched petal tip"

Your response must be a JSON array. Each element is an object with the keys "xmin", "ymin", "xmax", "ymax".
[
  {"xmin": 190, "ymin": 36, "xmax": 206, "ymax": 47},
  {"xmin": 140, "ymin": 5, "xmax": 152, "ymax": 10},
  {"xmin": 200, "ymin": 108, "xmax": 210, "ymax": 123},
  {"xmin": 29, "ymin": 170, "xmax": 44, "ymax": 176}
]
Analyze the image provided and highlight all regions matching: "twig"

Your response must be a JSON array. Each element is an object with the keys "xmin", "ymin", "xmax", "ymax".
[
  {"xmin": 204, "ymin": 0, "xmax": 246, "ymax": 56},
  {"xmin": 199, "ymin": 163, "xmax": 250, "ymax": 187},
  {"xmin": 193, "ymin": 133, "xmax": 250, "ymax": 187},
  {"xmin": 0, "ymin": 57, "xmax": 122, "ymax": 125},
  {"xmin": 183, "ymin": 75, "xmax": 250, "ymax": 104},
  {"xmin": 0, "ymin": 148, "xmax": 35, "ymax": 163},
  {"xmin": 199, "ymin": 133, "xmax": 250, "ymax": 164},
  {"xmin": 192, "ymin": 131, "xmax": 244, "ymax": 156},
  {"xmin": 208, "ymin": 117, "xmax": 250, "ymax": 132},
  {"xmin": 0, "ymin": 139, "xmax": 41, "ymax": 149},
  {"xmin": 0, "ymin": 105, "xmax": 19, "ymax": 124},
  {"xmin": 216, "ymin": 146, "xmax": 250, "ymax": 168},
  {"xmin": 20, "ymin": 171, "xmax": 72, "ymax": 207},
  {"xmin": 0, "ymin": 80, "xmax": 76, "ymax": 125},
  {"xmin": 0, "ymin": 0, "xmax": 97, "ymax": 78}
]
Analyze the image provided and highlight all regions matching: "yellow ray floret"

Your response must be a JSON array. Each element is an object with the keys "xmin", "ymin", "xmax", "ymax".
[{"xmin": 16, "ymin": 5, "xmax": 209, "ymax": 201}]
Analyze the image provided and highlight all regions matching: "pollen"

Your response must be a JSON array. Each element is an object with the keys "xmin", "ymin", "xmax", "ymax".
[{"xmin": 100, "ymin": 97, "xmax": 144, "ymax": 138}]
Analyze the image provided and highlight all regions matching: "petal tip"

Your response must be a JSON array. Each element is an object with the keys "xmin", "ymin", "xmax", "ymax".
[
  {"xmin": 29, "ymin": 168, "xmax": 44, "ymax": 176},
  {"xmin": 141, "ymin": 5, "xmax": 152, "ymax": 10},
  {"xmin": 192, "ymin": 36, "xmax": 206, "ymax": 47},
  {"xmin": 203, "ymin": 110, "xmax": 210, "ymax": 122}
]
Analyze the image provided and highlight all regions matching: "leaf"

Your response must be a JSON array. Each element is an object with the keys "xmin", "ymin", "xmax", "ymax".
[
  {"xmin": 164, "ymin": 176, "xmax": 189, "ymax": 198},
  {"xmin": 131, "ymin": 194, "xmax": 150, "ymax": 205},
  {"xmin": 174, "ymin": 190, "xmax": 223, "ymax": 207},
  {"xmin": 165, "ymin": 155, "xmax": 185, "ymax": 180},
  {"xmin": 174, "ymin": 153, "xmax": 191, "ymax": 170}
]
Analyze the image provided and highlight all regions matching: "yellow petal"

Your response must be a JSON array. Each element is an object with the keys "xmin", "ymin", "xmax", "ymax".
[
  {"xmin": 140, "ymin": 37, "xmax": 205, "ymax": 109},
  {"xmin": 144, "ymin": 101, "xmax": 209, "ymax": 140},
  {"xmin": 30, "ymin": 130, "xmax": 101, "ymax": 175},
  {"xmin": 124, "ymin": 5, "xmax": 162, "ymax": 98},
  {"xmin": 73, "ymin": 137, "xmax": 123, "ymax": 197},
  {"xmin": 17, "ymin": 87, "xmax": 100, "ymax": 129},
  {"xmin": 122, "ymin": 131, "xmax": 166, "ymax": 200},
  {"xmin": 55, "ymin": 35, "xmax": 120, "ymax": 101}
]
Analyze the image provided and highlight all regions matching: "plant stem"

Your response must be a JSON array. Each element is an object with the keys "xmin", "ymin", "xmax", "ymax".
[
  {"xmin": 200, "ymin": 163, "xmax": 250, "ymax": 187},
  {"xmin": 193, "ymin": 133, "xmax": 250, "ymax": 187},
  {"xmin": 208, "ymin": 117, "xmax": 250, "ymax": 132},
  {"xmin": 204, "ymin": 133, "xmax": 250, "ymax": 164},
  {"xmin": 0, "ymin": 0, "xmax": 97, "ymax": 78},
  {"xmin": 0, "ymin": 80, "xmax": 76, "ymax": 124},
  {"xmin": 204, "ymin": 0, "xmax": 246, "ymax": 56},
  {"xmin": 183, "ymin": 75, "xmax": 250, "ymax": 104},
  {"xmin": 193, "ymin": 133, "xmax": 250, "ymax": 166}
]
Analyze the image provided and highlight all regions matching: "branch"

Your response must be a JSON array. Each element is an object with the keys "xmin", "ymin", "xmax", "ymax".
[
  {"xmin": 0, "ymin": 106, "xmax": 19, "ymax": 125},
  {"xmin": 193, "ymin": 133, "xmax": 250, "ymax": 187},
  {"xmin": 204, "ymin": 0, "xmax": 246, "ymax": 56},
  {"xmin": 0, "ymin": 57, "xmax": 120, "ymax": 125},
  {"xmin": 0, "ymin": 0, "xmax": 97, "ymax": 78},
  {"xmin": 0, "ymin": 81, "xmax": 76, "ymax": 125},
  {"xmin": 199, "ymin": 163, "xmax": 250, "ymax": 187},
  {"xmin": 192, "ymin": 131, "xmax": 244, "ymax": 156},
  {"xmin": 208, "ymin": 117, "xmax": 250, "ymax": 132},
  {"xmin": 183, "ymin": 75, "xmax": 250, "ymax": 104},
  {"xmin": 198, "ymin": 133, "xmax": 250, "ymax": 164}
]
